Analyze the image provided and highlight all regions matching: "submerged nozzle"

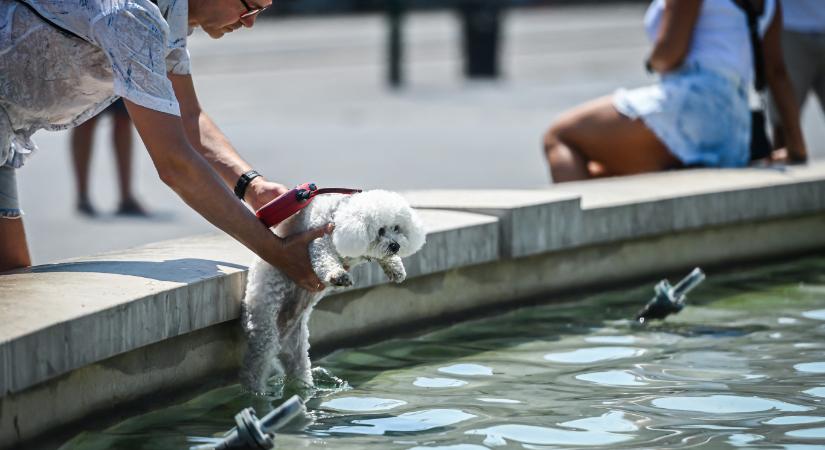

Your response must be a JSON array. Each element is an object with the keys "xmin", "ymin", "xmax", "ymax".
[
  {"xmin": 634, "ymin": 267, "xmax": 705, "ymax": 324},
  {"xmin": 208, "ymin": 395, "xmax": 304, "ymax": 449}
]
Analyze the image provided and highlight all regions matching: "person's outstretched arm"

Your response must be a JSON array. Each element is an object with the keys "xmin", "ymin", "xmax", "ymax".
[
  {"xmin": 647, "ymin": 0, "xmax": 702, "ymax": 74},
  {"xmin": 168, "ymin": 73, "xmax": 286, "ymax": 210},
  {"xmin": 764, "ymin": 2, "xmax": 808, "ymax": 163},
  {"xmin": 124, "ymin": 100, "xmax": 327, "ymax": 292}
]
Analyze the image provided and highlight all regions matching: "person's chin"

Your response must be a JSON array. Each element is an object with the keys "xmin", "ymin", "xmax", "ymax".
[{"xmin": 205, "ymin": 27, "xmax": 227, "ymax": 39}]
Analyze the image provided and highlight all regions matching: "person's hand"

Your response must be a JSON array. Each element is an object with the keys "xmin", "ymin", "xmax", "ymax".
[
  {"xmin": 267, "ymin": 223, "xmax": 334, "ymax": 292},
  {"xmin": 246, "ymin": 178, "xmax": 290, "ymax": 211},
  {"xmin": 771, "ymin": 147, "xmax": 808, "ymax": 165}
]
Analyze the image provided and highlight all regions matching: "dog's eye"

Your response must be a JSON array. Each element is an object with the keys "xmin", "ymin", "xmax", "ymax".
[
  {"xmin": 393, "ymin": 225, "xmax": 401, "ymax": 233},
  {"xmin": 378, "ymin": 227, "xmax": 386, "ymax": 236}
]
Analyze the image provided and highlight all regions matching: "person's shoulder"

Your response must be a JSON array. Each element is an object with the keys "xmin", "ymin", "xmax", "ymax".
[
  {"xmin": 91, "ymin": 0, "xmax": 172, "ymax": 77},
  {"xmin": 92, "ymin": 0, "xmax": 169, "ymax": 38}
]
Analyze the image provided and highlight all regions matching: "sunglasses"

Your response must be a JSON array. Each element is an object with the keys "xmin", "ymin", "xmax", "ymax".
[{"xmin": 239, "ymin": 0, "xmax": 269, "ymax": 19}]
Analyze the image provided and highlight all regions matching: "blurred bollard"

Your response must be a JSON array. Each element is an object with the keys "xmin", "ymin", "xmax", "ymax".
[
  {"xmin": 458, "ymin": 0, "xmax": 503, "ymax": 79},
  {"xmin": 386, "ymin": 0, "xmax": 405, "ymax": 88}
]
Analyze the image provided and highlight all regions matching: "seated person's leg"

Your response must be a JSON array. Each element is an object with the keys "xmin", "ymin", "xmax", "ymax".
[{"xmin": 543, "ymin": 95, "xmax": 680, "ymax": 183}]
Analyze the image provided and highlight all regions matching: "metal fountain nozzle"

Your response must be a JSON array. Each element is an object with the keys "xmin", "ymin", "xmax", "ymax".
[
  {"xmin": 634, "ymin": 267, "xmax": 706, "ymax": 324},
  {"xmin": 207, "ymin": 395, "xmax": 305, "ymax": 450}
]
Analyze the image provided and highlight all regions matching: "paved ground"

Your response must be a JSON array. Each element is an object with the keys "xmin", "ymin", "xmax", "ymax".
[{"xmin": 17, "ymin": 3, "xmax": 825, "ymax": 264}]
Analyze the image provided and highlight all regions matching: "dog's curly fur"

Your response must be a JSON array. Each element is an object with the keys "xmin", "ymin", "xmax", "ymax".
[{"xmin": 240, "ymin": 190, "xmax": 426, "ymax": 393}]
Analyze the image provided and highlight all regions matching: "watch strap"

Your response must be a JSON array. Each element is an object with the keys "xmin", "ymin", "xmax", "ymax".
[{"xmin": 234, "ymin": 170, "xmax": 262, "ymax": 200}]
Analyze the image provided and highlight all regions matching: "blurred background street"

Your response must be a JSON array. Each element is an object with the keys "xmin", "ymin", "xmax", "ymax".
[{"xmin": 19, "ymin": 2, "xmax": 825, "ymax": 264}]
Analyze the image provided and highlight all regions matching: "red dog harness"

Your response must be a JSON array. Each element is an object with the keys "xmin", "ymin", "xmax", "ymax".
[{"xmin": 255, "ymin": 183, "xmax": 362, "ymax": 228}]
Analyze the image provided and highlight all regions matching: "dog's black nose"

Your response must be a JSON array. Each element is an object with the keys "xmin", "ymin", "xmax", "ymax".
[{"xmin": 388, "ymin": 242, "xmax": 400, "ymax": 254}]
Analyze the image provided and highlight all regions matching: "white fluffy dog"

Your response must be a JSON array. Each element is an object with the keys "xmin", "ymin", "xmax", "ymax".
[{"xmin": 240, "ymin": 190, "xmax": 426, "ymax": 393}]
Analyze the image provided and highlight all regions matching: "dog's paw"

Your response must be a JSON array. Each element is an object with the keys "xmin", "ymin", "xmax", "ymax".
[
  {"xmin": 328, "ymin": 271, "xmax": 353, "ymax": 287},
  {"xmin": 385, "ymin": 266, "xmax": 406, "ymax": 284}
]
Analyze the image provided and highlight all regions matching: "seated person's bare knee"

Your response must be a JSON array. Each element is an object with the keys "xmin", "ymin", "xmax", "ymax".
[{"xmin": 543, "ymin": 120, "xmax": 576, "ymax": 152}]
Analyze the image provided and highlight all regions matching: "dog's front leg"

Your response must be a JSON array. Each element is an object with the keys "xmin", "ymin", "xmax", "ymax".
[
  {"xmin": 379, "ymin": 255, "xmax": 407, "ymax": 283},
  {"xmin": 310, "ymin": 236, "xmax": 351, "ymax": 287}
]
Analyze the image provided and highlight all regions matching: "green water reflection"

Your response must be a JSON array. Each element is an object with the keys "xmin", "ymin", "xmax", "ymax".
[{"xmin": 61, "ymin": 256, "xmax": 825, "ymax": 449}]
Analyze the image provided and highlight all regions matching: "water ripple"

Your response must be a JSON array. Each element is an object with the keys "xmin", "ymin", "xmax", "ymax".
[
  {"xmin": 465, "ymin": 411, "xmax": 636, "ymax": 446},
  {"xmin": 794, "ymin": 362, "xmax": 825, "ymax": 373},
  {"xmin": 802, "ymin": 387, "xmax": 825, "ymax": 398},
  {"xmin": 320, "ymin": 397, "xmax": 407, "ymax": 412},
  {"xmin": 325, "ymin": 409, "xmax": 477, "ymax": 435},
  {"xmin": 575, "ymin": 370, "xmax": 647, "ymax": 386},
  {"xmin": 764, "ymin": 416, "xmax": 825, "ymax": 425},
  {"xmin": 437, "ymin": 364, "xmax": 493, "ymax": 376},
  {"xmin": 477, "ymin": 398, "xmax": 521, "ymax": 404},
  {"xmin": 543, "ymin": 347, "xmax": 645, "ymax": 364},
  {"xmin": 414, "ymin": 377, "xmax": 469, "ymax": 388},
  {"xmin": 408, "ymin": 445, "xmax": 489, "ymax": 450},
  {"xmin": 651, "ymin": 395, "xmax": 812, "ymax": 413},
  {"xmin": 786, "ymin": 427, "xmax": 825, "ymax": 439},
  {"xmin": 585, "ymin": 335, "xmax": 637, "ymax": 344},
  {"xmin": 801, "ymin": 309, "xmax": 825, "ymax": 321},
  {"xmin": 727, "ymin": 433, "xmax": 763, "ymax": 445}
]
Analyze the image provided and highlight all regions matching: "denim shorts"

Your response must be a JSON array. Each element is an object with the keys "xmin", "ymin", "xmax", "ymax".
[
  {"xmin": 0, "ymin": 165, "xmax": 22, "ymax": 218},
  {"xmin": 613, "ymin": 63, "xmax": 751, "ymax": 168}
]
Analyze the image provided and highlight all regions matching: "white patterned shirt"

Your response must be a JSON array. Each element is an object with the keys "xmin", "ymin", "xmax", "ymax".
[{"xmin": 0, "ymin": 0, "xmax": 192, "ymax": 168}]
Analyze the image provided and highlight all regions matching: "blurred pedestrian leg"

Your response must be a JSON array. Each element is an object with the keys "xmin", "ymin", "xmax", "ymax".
[
  {"xmin": 458, "ymin": 0, "xmax": 503, "ymax": 79},
  {"xmin": 386, "ymin": 0, "xmax": 405, "ymax": 88},
  {"xmin": 71, "ymin": 99, "xmax": 148, "ymax": 217}
]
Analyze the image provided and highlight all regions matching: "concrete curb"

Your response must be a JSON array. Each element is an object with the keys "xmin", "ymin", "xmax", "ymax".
[{"xmin": 2, "ymin": 163, "xmax": 824, "ymax": 446}]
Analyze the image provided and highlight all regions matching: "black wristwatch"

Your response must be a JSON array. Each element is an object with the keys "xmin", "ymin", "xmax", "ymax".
[{"xmin": 234, "ymin": 170, "xmax": 262, "ymax": 200}]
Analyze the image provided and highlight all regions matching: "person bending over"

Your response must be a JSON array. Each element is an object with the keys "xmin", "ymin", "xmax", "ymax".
[{"xmin": 0, "ymin": 0, "xmax": 329, "ymax": 293}]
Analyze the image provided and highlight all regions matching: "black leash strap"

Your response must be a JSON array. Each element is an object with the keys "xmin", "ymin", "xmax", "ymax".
[{"xmin": 314, "ymin": 188, "xmax": 362, "ymax": 195}]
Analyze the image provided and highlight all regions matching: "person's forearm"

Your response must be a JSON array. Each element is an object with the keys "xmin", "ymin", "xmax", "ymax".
[
  {"xmin": 168, "ymin": 73, "xmax": 275, "ymax": 203},
  {"xmin": 182, "ymin": 111, "xmax": 288, "ymax": 209},
  {"xmin": 182, "ymin": 110, "xmax": 252, "ymax": 188},
  {"xmin": 124, "ymin": 99, "xmax": 326, "ymax": 292},
  {"xmin": 125, "ymin": 101, "xmax": 275, "ymax": 259},
  {"xmin": 762, "ymin": 1, "xmax": 806, "ymax": 162},
  {"xmin": 768, "ymin": 72, "xmax": 807, "ymax": 160},
  {"xmin": 152, "ymin": 129, "xmax": 279, "ymax": 260}
]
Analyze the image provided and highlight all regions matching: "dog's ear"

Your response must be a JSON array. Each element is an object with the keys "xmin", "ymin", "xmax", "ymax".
[
  {"xmin": 401, "ymin": 208, "xmax": 426, "ymax": 256},
  {"xmin": 332, "ymin": 200, "xmax": 372, "ymax": 257}
]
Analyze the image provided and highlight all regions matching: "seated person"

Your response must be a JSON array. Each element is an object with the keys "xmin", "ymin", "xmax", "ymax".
[{"xmin": 542, "ymin": 0, "xmax": 807, "ymax": 183}]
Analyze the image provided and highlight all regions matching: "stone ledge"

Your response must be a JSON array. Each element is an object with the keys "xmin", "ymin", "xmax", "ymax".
[
  {"xmin": 0, "ymin": 209, "xmax": 498, "ymax": 397},
  {"xmin": 403, "ymin": 164, "xmax": 825, "ymax": 256},
  {"xmin": 0, "ymin": 234, "xmax": 250, "ymax": 398},
  {"xmin": 400, "ymin": 190, "xmax": 581, "ymax": 258}
]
